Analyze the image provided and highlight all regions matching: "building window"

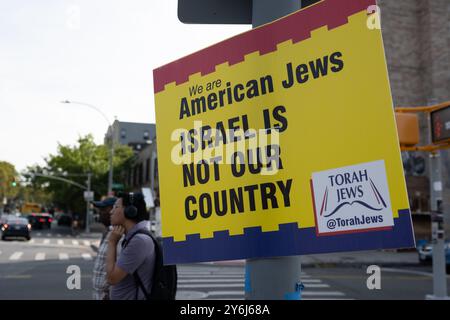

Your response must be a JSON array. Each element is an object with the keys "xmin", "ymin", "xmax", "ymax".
[
  {"xmin": 121, "ymin": 129, "xmax": 126, "ymax": 139},
  {"xmin": 144, "ymin": 130, "xmax": 150, "ymax": 140}
]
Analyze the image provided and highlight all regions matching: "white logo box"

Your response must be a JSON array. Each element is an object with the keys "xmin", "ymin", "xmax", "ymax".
[{"xmin": 311, "ymin": 160, "xmax": 394, "ymax": 236}]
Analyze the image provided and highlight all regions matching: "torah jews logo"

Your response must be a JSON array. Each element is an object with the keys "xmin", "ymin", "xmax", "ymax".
[{"xmin": 311, "ymin": 160, "xmax": 394, "ymax": 236}]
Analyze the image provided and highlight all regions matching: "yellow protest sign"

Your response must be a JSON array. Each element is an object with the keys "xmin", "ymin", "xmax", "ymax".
[{"xmin": 154, "ymin": 0, "xmax": 415, "ymax": 264}]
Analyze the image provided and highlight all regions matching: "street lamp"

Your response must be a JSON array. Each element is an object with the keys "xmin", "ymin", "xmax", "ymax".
[{"xmin": 61, "ymin": 100, "xmax": 115, "ymax": 195}]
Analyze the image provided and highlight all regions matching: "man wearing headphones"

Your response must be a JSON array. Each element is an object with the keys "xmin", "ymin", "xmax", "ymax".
[{"xmin": 106, "ymin": 192, "xmax": 155, "ymax": 300}]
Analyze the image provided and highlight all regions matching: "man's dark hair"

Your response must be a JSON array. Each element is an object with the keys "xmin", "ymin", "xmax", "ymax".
[{"xmin": 118, "ymin": 192, "xmax": 149, "ymax": 222}]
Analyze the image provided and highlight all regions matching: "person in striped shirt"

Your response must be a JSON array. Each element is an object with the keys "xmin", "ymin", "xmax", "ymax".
[{"xmin": 91, "ymin": 197, "xmax": 117, "ymax": 300}]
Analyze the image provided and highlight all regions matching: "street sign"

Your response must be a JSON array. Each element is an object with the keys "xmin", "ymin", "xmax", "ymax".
[
  {"xmin": 112, "ymin": 183, "xmax": 124, "ymax": 190},
  {"xmin": 178, "ymin": 0, "xmax": 252, "ymax": 24},
  {"xmin": 177, "ymin": 0, "xmax": 322, "ymax": 24},
  {"xmin": 142, "ymin": 187, "xmax": 155, "ymax": 209},
  {"xmin": 83, "ymin": 191, "xmax": 94, "ymax": 202},
  {"xmin": 154, "ymin": 0, "xmax": 416, "ymax": 264},
  {"xmin": 430, "ymin": 104, "xmax": 450, "ymax": 144}
]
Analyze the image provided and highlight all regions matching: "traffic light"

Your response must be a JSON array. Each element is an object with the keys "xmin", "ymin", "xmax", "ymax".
[{"xmin": 430, "ymin": 104, "xmax": 450, "ymax": 144}]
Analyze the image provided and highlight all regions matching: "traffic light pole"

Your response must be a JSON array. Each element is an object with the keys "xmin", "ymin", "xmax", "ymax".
[
  {"xmin": 427, "ymin": 151, "xmax": 448, "ymax": 300},
  {"xmin": 245, "ymin": 0, "xmax": 303, "ymax": 300},
  {"xmin": 396, "ymin": 101, "xmax": 449, "ymax": 299},
  {"xmin": 424, "ymin": 105, "xmax": 449, "ymax": 300}
]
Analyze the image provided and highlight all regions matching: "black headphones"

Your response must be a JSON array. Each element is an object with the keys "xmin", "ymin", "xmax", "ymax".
[{"xmin": 124, "ymin": 192, "xmax": 138, "ymax": 219}]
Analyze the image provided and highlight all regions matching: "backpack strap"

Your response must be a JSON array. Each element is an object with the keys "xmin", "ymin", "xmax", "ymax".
[
  {"xmin": 133, "ymin": 271, "xmax": 150, "ymax": 300},
  {"xmin": 122, "ymin": 229, "xmax": 159, "ymax": 300}
]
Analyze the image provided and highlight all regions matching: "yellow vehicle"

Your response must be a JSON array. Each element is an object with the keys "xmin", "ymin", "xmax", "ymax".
[{"xmin": 21, "ymin": 202, "xmax": 42, "ymax": 215}]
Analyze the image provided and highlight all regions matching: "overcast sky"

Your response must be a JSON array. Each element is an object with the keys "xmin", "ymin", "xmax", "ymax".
[{"xmin": 0, "ymin": 0, "xmax": 249, "ymax": 172}]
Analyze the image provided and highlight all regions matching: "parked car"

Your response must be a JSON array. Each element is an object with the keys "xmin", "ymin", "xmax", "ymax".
[
  {"xmin": 1, "ymin": 217, "xmax": 31, "ymax": 241},
  {"xmin": 417, "ymin": 240, "xmax": 450, "ymax": 272},
  {"xmin": 27, "ymin": 213, "xmax": 53, "ymax": 229}
]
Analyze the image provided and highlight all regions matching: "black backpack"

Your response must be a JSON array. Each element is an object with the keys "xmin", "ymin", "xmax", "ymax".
[{"xmin": 122, "ymin": 229, "xmax": 177, "ymax": 300}]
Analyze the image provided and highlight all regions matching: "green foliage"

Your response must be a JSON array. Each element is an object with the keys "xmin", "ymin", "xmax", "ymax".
[
  {"xmin": 25, "ymin": 134, "xmax": 134, "ymax": 214},
  {"xmin": 0, "ymin": 161, "xmax": 19, "ymax": 200}
]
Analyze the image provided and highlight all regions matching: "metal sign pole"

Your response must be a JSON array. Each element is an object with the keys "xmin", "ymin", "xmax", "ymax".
[
  {"xmin": 85, "ymin": 173, "xmax": 91, "ymax": 233},
  {"xmin": 245, "ymin": 0, "xmax": 303, "ymax": 300},
  {"xmin": 425, "ymin": 102, "xmax": 449, "ymax": 300},
  {"xmin": 427, "ymin": 150, "xmax": 449, "ymax": 299}
]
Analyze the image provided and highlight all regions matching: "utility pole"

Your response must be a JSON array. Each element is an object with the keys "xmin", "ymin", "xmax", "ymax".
[
  {"xmin": 245, "ymin": 0, "xmax": 303, "ymax": 300},
  {"xmin": 108, "ymin": 128, "xmax": 115, "ymax": 196},
  {"xmin": 85, "ymin": 173, "xmax": 92, "ymax": 233},
  {"xmin": 395, "ymin": 100, "xmax": 449, "ymax": 299}
]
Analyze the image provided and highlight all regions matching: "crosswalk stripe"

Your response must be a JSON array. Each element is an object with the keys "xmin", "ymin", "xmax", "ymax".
[
  {"xmin": 82, "ymin": 253, "xmax": 92, "ymax": 260},
  {"xmin": 43, "ymin": 239, "xmax": 50, "ymax": 244},
  {"xmin": 83, "ymin": 241, "xmax": 90, "ymax": 246},
  {"xmin": 207, "ymin": 291, "xmax": 244, "ymax": 296},
  {"xmin": 179, "ymin": 275, "xmax": 244, "ymax": 279},
  {"xmin": 301, "ymin": 291, "xmax": 345, "ymax": 297},
  {"xmin": 46, "ymin": 233, "xmax": 51, "ymax": 237},
  {"xmin": 57, "ymin": 234, "xmax": 62, "ymax": 237},
  {"xmin": 59, "ymin": 253, "xmax": 69, "ymax": 260},
  {"xmin": 35, "ymin": 253, "xmax": 45, "ymax": 261},
  {"xmin": 9, "ymin": 252, "xmax": 23, "ymax": 260},
  {"xmin": 179, "ymin": 279, "xmax": 244, "ymax": 283},
  {"xmin": 205, "ymin": 298, "xmax": 243, "ymax": 300},
  {"xmin": 178, "ymin": 284, "xmax": 244, "ymax": 289},
  {"xmin": 302, "ymin": 298, "xmax": 355, "ymax": 300},
  {"xmin": 72, "ymin": 240, "xmax": 79, "ymax": 246},
  {"xmin": 57, "ymin": 240, "xmax": 64, "ymax": 245},
  {"xmin": 37, "ymin": 233, "xmax": 42, "ymax": 236},
  {"xmin": 303, "ymin": 283, "xmax": 330, "ymax": 288},
  {"xmin": 301, "ymin": 279, "xmax": 322, "ymax": 283},
  {"xmin": 29, "ymin": 239, "xmax": 35, "ymax": 244},
  {"xmin": 178, "ymin": 272, "xmax": 244, "ymax": 276}
]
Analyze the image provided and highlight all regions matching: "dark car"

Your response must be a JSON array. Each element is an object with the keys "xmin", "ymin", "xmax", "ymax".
[
  {"xmin": 57, "ymin": 213, "xmax": 72, "ymax": 227},
  {"xmin": 28, "ymin": 213, "xmax": 53, "ymax": 229},
  {"xmin": 1, "ymin": 217, "xmax": 31, "ymax": 241}
]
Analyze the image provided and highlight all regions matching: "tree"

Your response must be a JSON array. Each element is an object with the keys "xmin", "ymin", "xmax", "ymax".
[
  {"xmin": 0, "ymin": 161, "xmax": 19, "ymax": 208},
  {"xmin": 25, "ymin": 134, "xmax": 134, "ymax": 215}
]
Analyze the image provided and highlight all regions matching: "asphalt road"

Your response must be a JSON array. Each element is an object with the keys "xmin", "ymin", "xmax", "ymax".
[
  {"xmin": 1, "ymin": 224, "xmax": 449, "ymax": 300},
  {"xmin": 303, "ymin": 265, "xmax": 450, "ymax": 300},
  {"xmin": 0, "ymin": 223, "xmax": 99, "ymax": 299}
]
